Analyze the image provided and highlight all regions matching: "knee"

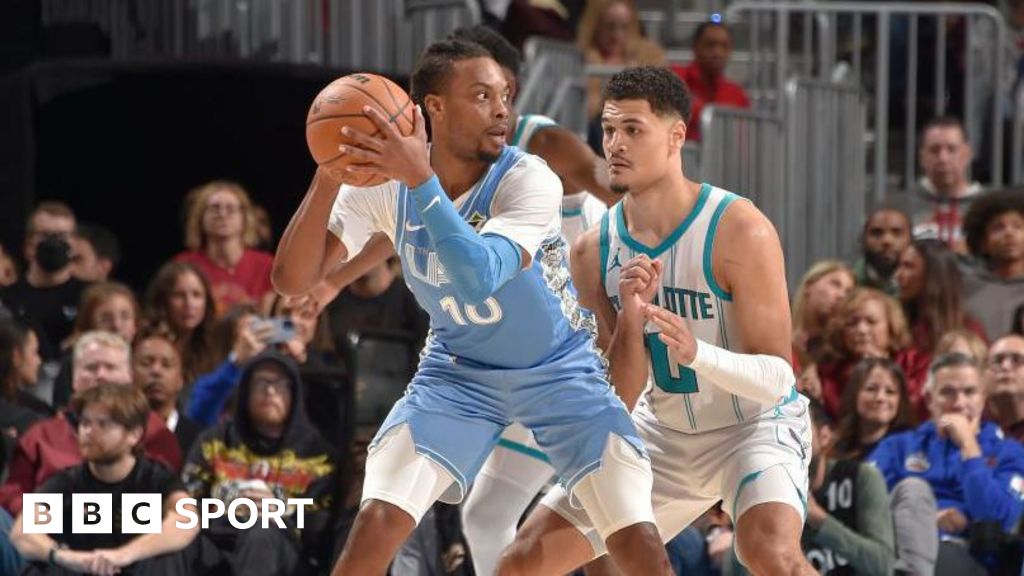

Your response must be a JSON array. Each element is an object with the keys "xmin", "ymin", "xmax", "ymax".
[
  {"xmin": 738, "ymin": 541, "xmax": 806, "ymax": 574},
  {"xmin": 357, "ymin": 499, "xmax": 415, "ymax": 532},
  {"xmin": 892, "ymin": 477, "xmax": 936, "ymax": 505},
  {"xmin": 495, "ymin": 539, "xmax": 537, "ymax": 576}
]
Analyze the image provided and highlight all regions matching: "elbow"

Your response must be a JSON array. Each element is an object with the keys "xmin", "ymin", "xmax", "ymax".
[
  {"xmin": 452, "ymin": 277, "xmax": 493, "ymax": 306},
  {"xmin": 271, "ymin": 260, "xmax": 314, "ymax": 298}
]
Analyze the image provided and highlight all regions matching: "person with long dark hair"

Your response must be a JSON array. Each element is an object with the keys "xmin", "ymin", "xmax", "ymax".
[{"xmin": 832, "ymin": 357, "xmax": 916, "ymax": 461}]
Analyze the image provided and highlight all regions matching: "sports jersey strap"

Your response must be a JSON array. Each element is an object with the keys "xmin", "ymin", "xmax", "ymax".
[{"xmin": 599, "ymin": 209, "xmax": 612, "ymax": 287}]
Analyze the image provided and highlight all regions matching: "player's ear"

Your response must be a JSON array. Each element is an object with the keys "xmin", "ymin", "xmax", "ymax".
[
  {"xmin": 669, "ymin": 117, "xmax": 687, "ymax": 150},
  {"xmin": 423, "ymin": 94, "xmax": 443, "ymax": 121}
]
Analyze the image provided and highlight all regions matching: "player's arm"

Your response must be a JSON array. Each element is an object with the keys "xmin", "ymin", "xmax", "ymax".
[
  {"xmin": 528, "ymin": 126, "xmax": 617, "ymax": 206},
  {"xmin": 9, "ymin": 511, "xmax": 60, "ymax": 562},
  {"xmin": 570, "ymin": 229, "xmax": 616, "ymax": 351},
  {"xmin": 272, "ymin": 168, "xmax": 349, "ymax": 296},
  {"xmin": 646, "ymin": 201, "xmax": 795, "ymax": 404},
  {"xmin": 302, "ymin": 233, "xmax": 395, "ymax": 310}
]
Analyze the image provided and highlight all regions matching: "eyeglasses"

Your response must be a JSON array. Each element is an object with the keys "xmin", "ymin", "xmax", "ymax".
[
  {"xmin": 251, "ymin": 377, "xmax": 291, "ymax": 394},
  {"xmin": 205, "ymin": 203, "xmax": 240, "ymax": 215},
  {"xmin": 989, "ymin": 352, "xmax": 1024, "ymax": 369}
]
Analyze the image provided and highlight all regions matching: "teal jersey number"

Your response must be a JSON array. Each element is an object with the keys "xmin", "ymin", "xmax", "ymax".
[{"xmin": 645, "ymin": 333, "xmax": 699, "ymax": 393}]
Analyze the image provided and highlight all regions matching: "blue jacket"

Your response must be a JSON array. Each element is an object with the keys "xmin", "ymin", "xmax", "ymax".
[{"xmin": 869, "ymin": 421, "xmax": 1024, "ymax": 533}]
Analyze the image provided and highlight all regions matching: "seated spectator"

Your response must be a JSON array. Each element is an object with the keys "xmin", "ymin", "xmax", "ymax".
[
  {"xmin": 894, "ymin": 239, "xmax": 987, "ymax": 355},
  {"xmin": 0, "ymin": 320, "xmax": 51, "ymax": 435},
  {"xmin": 833, "ymin": 357, "xmax": 916, "ymax": 461},
  {"xmin": 69, "ymin": 222, "xmax": 120, "ymax": 283},
  {"xmin": 961, "ymin": 188, "xmax": 1024, "ymax": 340},
  {"xmin": 268, "ymin": 295, "xmax": 337, "ymax": 369},
  {"xmin": 891, "ymin": 117, "xmax": 982, "ymax": 252},
  {"xmin": 145, "ymin": 261, "xmax": 219, "ymax": 389},
  {"xmin": 182, "ymin": 351, "xmax": 338, "ymax": 575},
  {"xmin": 250, "ymin": 203, "xmax": 275, "ymax": 252},
  {"xmin": 0, "ymin": 245, "xmax": 17, "ymax": 288},
  {"xmin": 52, "ymin": 281, "xmax": 141, "ymax": 409},
  {"xmin": 672, "ymin": 21, "xmax": 751, "ymax": 142},
  {"xmin": 0, "ymin": 507, "xmax": 22, "ymax": 576},
  {"xmin": 0, "ymin": 201, "xmax": 85, "ymax": 363},
  {"xmin": 577, "ymin": 0, "xmax": 664, "ymax": 120},
  {"xmin": 870, "ymin": 353, "xmax": 1024, "ymax": 575},
  {"xmin": 852, "ymin": 206, "xmax": 913, "ymax": 297},
  {"xmin": 0, "ymin": 331, "xmax": 181, "ymax": 516},
  {"xmin": 175, "ymin": 181, "xmax": 275, "ymax": 316},
  {"xmin": 133, "ymin": 323, "xmax": 205, "ymax": 456},
  {"xmin": 935, "ymin": 328, "xmax": 989, "ymax": 364},
  {"xmin": 500, "ymin": 0, "xmax": 580, "ymax": 50},
  {"xmin": 730, "ymin": 400, "xmax": 895, "ymax": 575},
  {"xmin": 10, "ymin": 384, "xmax": 201, "ymax": 576},
  {"xmin": 807, "ymin": 288, "xmax": 929, "ymax": 418},
  {"xmin": 791, "ymin": 260, "xmax": 855, "ymax": 368},
  {"xmin": 984, "ymin": 334, "xmax": 1024, "ymax": 442}
]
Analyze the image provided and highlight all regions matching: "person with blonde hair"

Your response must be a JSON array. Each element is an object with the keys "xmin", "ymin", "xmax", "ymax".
[
  {"xmin": 935, "ymin": 328, "xmax": 988, "ymax": 364},
  {"xmin": 792, "ymin": 260, "xmax": 855, "ymax": 367},
  {"xmin": 175, "ymin": 180, "xmax": 275, "ymax": 315}
]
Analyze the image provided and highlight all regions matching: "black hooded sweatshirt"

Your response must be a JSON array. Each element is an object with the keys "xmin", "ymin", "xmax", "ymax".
[{"xmin": 181, "ymin": 351, "xmax": 339, "ymax": 552}]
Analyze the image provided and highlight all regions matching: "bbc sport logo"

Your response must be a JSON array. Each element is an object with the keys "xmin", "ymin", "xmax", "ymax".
[{"xmin": 22, "ymin": 494, "xmax": 315, "ymax": 533}]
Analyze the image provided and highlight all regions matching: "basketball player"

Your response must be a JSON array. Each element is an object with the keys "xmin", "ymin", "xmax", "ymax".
[
  {"xmin": 272, "ymin": 42, "xmax": 671, "ymax": 576},
  {"xmin": 499, "ymin": 66, "xmax": 815, "ymax": 575}
]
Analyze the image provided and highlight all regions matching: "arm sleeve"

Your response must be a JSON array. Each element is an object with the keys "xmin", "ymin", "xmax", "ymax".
[
  {"xmin": 812, "ymin": 465, "xmax": 895, "ymax": 575},
  {"xmin": 961, "ymin": 443, "xmax": 1024, "ymax": 531},
  {"xmin": 185, "ymin": 359, "xmax": 242, "ymax": 426},
  {"xmin": 686, "ymin": 339, "xmax": 796, "ymax": 405},
  {"xmin": 327, "ymin": 182, "xmax": 397, "ymax": 259},
  {"xmin": 409, "ymin": 175, "xmax": 525, "ymax": 304}
]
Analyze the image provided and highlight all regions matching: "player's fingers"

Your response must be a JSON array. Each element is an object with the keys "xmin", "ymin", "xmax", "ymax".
[
  {"xmin": 413, "ymin": 105, "xmax": 427, "ymax": 138},
  {"xmin": 345, "ymin": 163, "xmax": 386, "ymax": 174},
  {"xmin": 651, "ymin": 259, "xmax": 664, "ymax": 278},
  {"xmin": 338, "ymin": 143, "xmax": 382, "ymax": 163},
  {"xmin": 620, "ymin": 266, "xmax": 651, "ymax": 284},
  {"xmin": 339, "ymin": 126, "xmax": 385, "ymax": 151},
  {"xmin": 362, "ymin": 105, "xmax": 400, "ymax": 139}
]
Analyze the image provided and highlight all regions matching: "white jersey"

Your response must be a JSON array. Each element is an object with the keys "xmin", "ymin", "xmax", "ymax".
[
  {"xmin": 601, "ymin": 183, "xmax": 777, "ymax": 433},
  {"xmin": 510, "ymin": 113, "xmax": 607, "ymax": 249}
]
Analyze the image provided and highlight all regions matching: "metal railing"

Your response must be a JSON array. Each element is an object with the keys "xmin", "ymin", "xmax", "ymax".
[
  {"xmin": 725, "ymin": 1, "xmax": 1009, "ymax": 196},
  {"xmin": 517, "ymin": 37, "xmax": 588, "ymax": 137},
  {"xmin": 1015, "ymin": 84, "xmax": 1024, "ymax": 185}
]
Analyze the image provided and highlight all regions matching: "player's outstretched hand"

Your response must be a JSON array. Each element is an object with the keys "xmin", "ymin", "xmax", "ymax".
[
  {"xmin": 619, "ymin": 255, "xmax": 662, "ymax": 316},
  {"xmin": 644, "ymin": 304, "xmax": 697, "ymax": 365},
  {"xmin": 339, "ymin": 105, "xmax": 433, "ymax": 188}
]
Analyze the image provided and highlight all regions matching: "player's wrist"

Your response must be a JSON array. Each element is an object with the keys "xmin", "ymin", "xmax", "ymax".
[{"xmin": 406, "ymin": 168, "xmax": 436, "ymax": 189}]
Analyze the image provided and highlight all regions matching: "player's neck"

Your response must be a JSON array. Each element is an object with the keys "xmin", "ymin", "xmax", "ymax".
[
  {"xmin": 623, "ymin": 171, "xmax": 702, "ymax": 240},
  {"xmin": 205, "ymin": 236, "xmax": 245, "ymax": 268},
  {"xmin": 430, "ymin": 145, "xmax": 490, "ymax": 199}
]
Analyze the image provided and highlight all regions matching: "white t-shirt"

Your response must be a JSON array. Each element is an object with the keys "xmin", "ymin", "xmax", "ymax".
[{"xmin": 328, "ymin": 154, "xmax": 563, "ymax": 260}]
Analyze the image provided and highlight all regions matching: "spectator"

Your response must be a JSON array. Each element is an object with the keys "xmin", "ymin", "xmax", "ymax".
[
  {"xmin": 250, "ymin": 203, "xmax": 275, "ymax": 253},
  {"xmin": 0, "ymin": 245, "xmax": 17, "ymax": 288},
  {"xmin": 0, "ymin": 331, "xmax": 181, "ymax": 516},
  {"xmin": 852, "ymin": 206, "xmax": 913, "ymax": 297},
  {"xmin": 984, "ymin": 334, "xmax": 1024, "ymax": 443},
  {"xmin": 577, "ymin": 0, "xmax": 665, "ymax": 120},
  {"xmin": 69, "ymin": 222, "xmax": 120, "ymax": 283},
  {"xmin": 268, "ymin": 295, "xmax": 336, "ymax": 369},
  {"xmin": 51, "ymin": 281, "xmax": 142, "ymax": 409},
  {"xmin": 327, "ymin": 258, "xmax": 429, "ymax": 359},
  {"xmin": 10, "ymin": 384, "xmax": 201, "ymax": 576},
  {"xmin": 181, "ymin": 351, "xmax": 338, "ymax": 575},
  {"xmin": 791, "ymin": 260, "xmax": 855, "ymax": 369},
  {"xmin": 935, "ymin": 328, "xmax": 989, "ymax": 364},
  {"xmin": 893, "ymin": 117, "xmax": 982, "ymax": 252},
  {"xmin": 133, "ymin": 323, "xmax": 204, "ymax": 456},
  {"xmin": 0, "ymin": 320, "xmax": 49, "ymax": 463},
  {"xmin": 832, "ymin": 357, "xmax": 916, "ymax": 461},
  {"xmin": 175, "ymin": 181, "xmax": 275, "ymax": 315},
  {"xmin": 0, "ymin": 202, "xmax": 85, "ymax": 362},
  {"xmin": 870, "ymin": 353, "xmax": 1024, "ymax": 576},
  {"xmin": 729, "ymin": 400, "xmax": 895, "ymax": 575},
  {"xmin": 145, "ymin": 261, "xmax": 218, "ymax": 387},
  {"xmin": 962, "ymin": 188, "xmax": 1024, "ymax": 340},
  {"xmin": 894, "ymin": 239, "xmax": 987, "ymax": 354},
  {"xmin": 672, "ymin": 21, "xmax": 751, "ymax": 142},
  {"xmin": 500, "ymin": 0, "xmax": 580, "ymax": 50}
]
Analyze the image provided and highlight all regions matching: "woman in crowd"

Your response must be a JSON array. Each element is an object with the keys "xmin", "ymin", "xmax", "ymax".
[
  {"xmin": 0, "ymin": 319, "xmax": 49, "ymax": 436},
  {"xmin": 145, "ymin": 261, "xmax": 218, "ymax": 390},
  {"xmin": 791, "ymin": 260, "xmax": 856, "ymax": 368},
  {"xmin": 832, "ymin": 357, "xmax": 916, "ymax": 461}
]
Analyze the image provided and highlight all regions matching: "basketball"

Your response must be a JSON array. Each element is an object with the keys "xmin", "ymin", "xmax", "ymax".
[{"xmin": 305, "ymin": 73, "xmax": 416, "ymax": 187}]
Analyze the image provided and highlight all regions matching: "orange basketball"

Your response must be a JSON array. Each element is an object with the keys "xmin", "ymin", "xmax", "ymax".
[{"xmin": 305, "ymin": 73, "xmax": 416, "ymax": 187}]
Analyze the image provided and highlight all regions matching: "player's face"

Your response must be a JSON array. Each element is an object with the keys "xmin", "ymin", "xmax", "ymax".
[
  {"xmin": 435, "ymin": 57, "xmax": 511, "ymax": 163},
  {"xmin": 78, "ymin": 404, "xmax": 142, "ymax": 465},
  {"xmin": 602, "ymin": 99, "xmax": 685, "ymax": 195},
  {"xmin": 928, "ymin": 365, "xmax": 984, "ymax": 423},
  {"xmin": 893, "ymin": 245, "xmax": 925, "ymax": 302},
  {"xmin": 856, "ymin": 366, "xmax": 901, "ymax": 427}
]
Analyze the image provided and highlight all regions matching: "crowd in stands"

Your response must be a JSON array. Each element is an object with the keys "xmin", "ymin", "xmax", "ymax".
[{"xmin": 1, "ymin": 1, "xmax": 1023, "ymax": 574}]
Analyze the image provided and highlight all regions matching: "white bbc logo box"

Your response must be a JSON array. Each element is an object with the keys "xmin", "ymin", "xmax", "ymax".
[{"xmin": 22, "ymin": 494, "xmax": 163, "ymax": 534}]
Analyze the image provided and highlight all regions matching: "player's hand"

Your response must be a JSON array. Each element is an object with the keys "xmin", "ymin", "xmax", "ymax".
[
  {"xmin": 936, "ymin": 508, "xmax": 969, "ymax": 534},
  {"xmin": 619, "ymin": 255, "xmax": 662, "ymax": 319},
  {"xmin": 644, "ymin": 304, "xmax": 698, "ymax": 365},
  {"xmin": 339, "ymin": 105, "xmax": 433, "ymax": 188}
]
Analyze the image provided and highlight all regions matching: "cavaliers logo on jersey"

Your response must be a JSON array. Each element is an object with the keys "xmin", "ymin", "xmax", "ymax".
[{"xmin": 904, "ymin": 451, "xmax": 931, "ymax": 473}]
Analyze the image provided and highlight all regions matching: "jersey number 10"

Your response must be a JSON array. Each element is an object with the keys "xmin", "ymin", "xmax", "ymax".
[
  {"xmin": 440, "ymin": 296, "xmax": 503, "ymax": 326},
  {"xmin": 645, "ymin": 334, "xmax": 700, "ymax": 393}
]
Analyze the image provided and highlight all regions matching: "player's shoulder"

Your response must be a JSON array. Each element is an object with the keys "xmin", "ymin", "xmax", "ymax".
[
  {"xmin": 710, "ymin": 185, "xmax": 778, "ymax": 245},
  {"xmin": 571, "ymin": 225, "xmax": 603, "ymax": 263},
  {"xmin": 502, "ymin": 150, "xmax": 561, "ymax": 188}
]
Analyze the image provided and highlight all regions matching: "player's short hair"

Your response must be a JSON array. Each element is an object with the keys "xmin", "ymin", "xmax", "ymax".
[
  {"xmin": 603, "ymin": 66, "xmax": 692, "ymax": 122},
  {"xmin": 449, "ymin": 26, "xmax": 521, "ymax": 80},
  {"xmin": 919, "ymin": 115, "xmax": 968, "ymax": 144},
  {"xmin": 962, "ymin": 188, "xmax": 1024, "ymax": 258},
  {"xmin": 411, "ymin": 39, "xmax": 493, "ymax": 107},
  {"xmin": 692, "ymin": 21, "xmax": 730, "ymax": 48},
  {"xmin": 75, "ymin": 222, "xmax": 121, "ymax": 269}
]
